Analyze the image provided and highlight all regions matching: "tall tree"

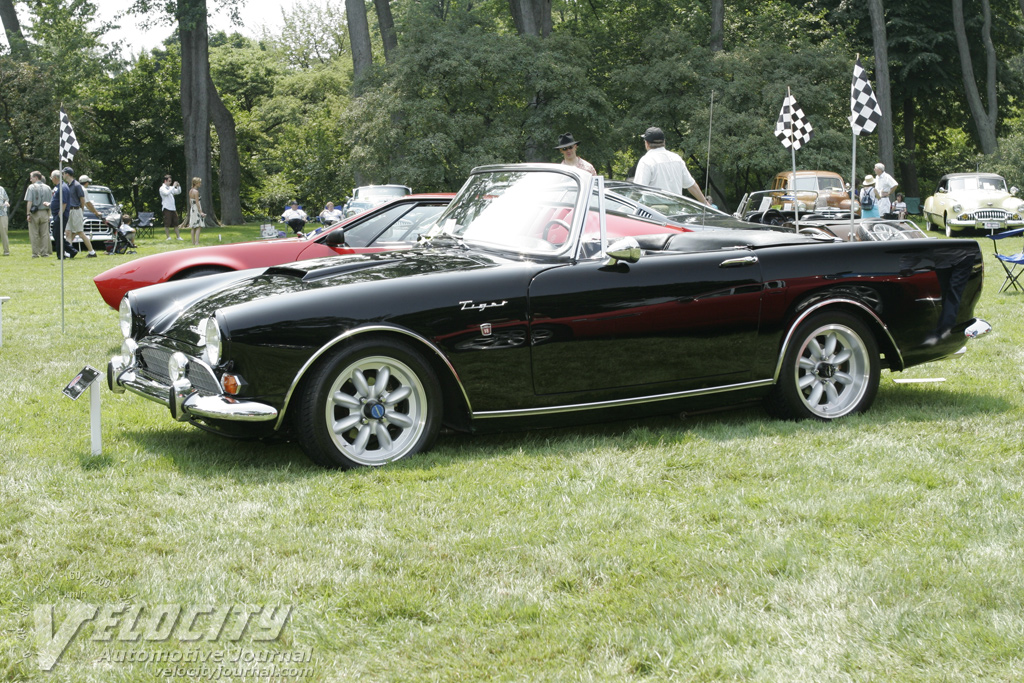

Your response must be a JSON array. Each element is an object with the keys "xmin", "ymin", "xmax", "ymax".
[
  {"xmin": 509, "ymin": 0, "xmax": 551, "ymax": 37},
  {"xmin": 866, "ymin": 0, "xmax": 894, "ymax": 174},
  {"xmin": 345, "ymin": 0, "xmax": 372, "ymax": 83},
  {"xmin": 710, "ymin": 0, "xmax": 724, "ymax": 52},
  {"xmin": 0, "ymin": 0, "xmax": 28, "ymax": 59},
  {"xmin": 374, "ymin": 0, "xmax": 398, "ymax": 64},
  {"xmin": 953, "ymin": 0, "xmax": 999, "ymax": 153},
  {"xmin": 208, "ymin": 72, "xmax": 243, "ymax": 224},
  {"xmin": 178, "ymin": 0, "xmax": 214, "ymax": 224}
]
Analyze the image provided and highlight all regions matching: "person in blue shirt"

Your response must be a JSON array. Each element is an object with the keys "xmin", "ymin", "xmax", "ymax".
[{"xmin": 48, "ymin": 170, "xmax": 75, "ymax": 258}]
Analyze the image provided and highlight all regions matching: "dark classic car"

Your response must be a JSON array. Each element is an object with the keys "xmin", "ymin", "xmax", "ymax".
[{"xmin": 108, "ymin": 164, "xmax": 990, "ymax": 469}]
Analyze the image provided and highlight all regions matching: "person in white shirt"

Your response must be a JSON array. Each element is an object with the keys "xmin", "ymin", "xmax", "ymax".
[
  {"xmin": 873, "ymin": 162, "xmax": 898, "ymax": 217},
  {"xmin": 634, "ymin": 127, "xmax": 711, "ymax": 205},
  {"xmin": 319, "ymin": 202, "xmax": 344, "ymax": 224},
  {"xmin": 281, "ymin": 200, "xmax": 308, "ymax": 235},
  {"xmin": 159, "ymin": 175, "xmax": 182, "ymax": 240}
]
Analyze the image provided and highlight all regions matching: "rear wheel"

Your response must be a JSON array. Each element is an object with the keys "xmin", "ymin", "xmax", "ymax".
[
  {"xmin": 295, "ymin": 338, "xmax": 442, "ymax": 468},
  {"xmin": 765, "ymin": 311, "xmax": 880, "ymax": 421}
]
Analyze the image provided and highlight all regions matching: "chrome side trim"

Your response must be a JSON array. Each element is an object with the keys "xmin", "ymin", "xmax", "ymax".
[
  {"xmin": 471, "ymin": 378, "xmax": 775, "ymax": 419},
  {"xmin": 275, "ymin": 324, "xmax": 472, "ymax": 430},
  {"xmin": 772, "ymin": 298, "xmax": 902, "ymax": 381}
]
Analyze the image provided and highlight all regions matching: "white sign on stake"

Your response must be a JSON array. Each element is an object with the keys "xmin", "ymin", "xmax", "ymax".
[{"xmin": 63, "ymin": 366, "xmax": 103, "ymax": 456}]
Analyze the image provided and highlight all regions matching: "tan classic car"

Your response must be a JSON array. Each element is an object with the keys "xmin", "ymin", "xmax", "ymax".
[
  {"xmin": 769, "ymin": 170, "xmax": 858, "ymax": 215},
  {"xmin": 923, "ymin": 172, "xmax": 1023, "ymax": 237}
]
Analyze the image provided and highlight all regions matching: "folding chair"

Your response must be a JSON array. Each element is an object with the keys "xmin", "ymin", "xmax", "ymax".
[
  {"xmin": 987, "ymin": 226, "xmax": 1024, "ymax": 293},
  {"xmin": 135, "ymin": 212, "xmax": 156, "ymax": 239}
]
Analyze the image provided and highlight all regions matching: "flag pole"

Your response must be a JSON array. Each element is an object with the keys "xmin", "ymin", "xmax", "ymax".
[
  {"xmin": 703, "ymin": 89, "xmax": 714, "ymax": 218},
  {"xmin": 788, "ymin": 87, "xmax": 800, "ymax": 231},
  {"xmin": 850, "ymin": 55, "xmax": 859, "ymax": 238},
  {"xmin": 58, "ymin": 109, "xmax": 66, "ymax": 335}
]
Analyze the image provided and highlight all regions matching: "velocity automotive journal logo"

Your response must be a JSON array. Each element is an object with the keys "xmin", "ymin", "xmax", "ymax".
[{"xmin": 33, "ymin": 603, "xmax": 295, "ymax": 671}]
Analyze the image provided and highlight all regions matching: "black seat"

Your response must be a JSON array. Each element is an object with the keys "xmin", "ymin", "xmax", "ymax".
[{"xmin": 135, "ymin": 212, "xmax": 156, "ymax": 239}]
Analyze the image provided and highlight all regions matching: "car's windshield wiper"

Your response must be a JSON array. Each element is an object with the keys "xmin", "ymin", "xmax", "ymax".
[{"xmin": 422, "ymin": 232, "xmax": 467, "ymax": 249}]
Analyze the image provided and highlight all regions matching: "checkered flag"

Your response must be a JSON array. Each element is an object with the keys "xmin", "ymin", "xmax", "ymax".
[
  {"xmin": 59, "ymin": 107, "xmax": 79, "ymax": 163},
  {"xmin": 774, "ymin": 93, "xmax": 813, "ymax": 150},
  {"xmin": 849, "ymin": 58, "xmax": 882, "ymax": 135}
]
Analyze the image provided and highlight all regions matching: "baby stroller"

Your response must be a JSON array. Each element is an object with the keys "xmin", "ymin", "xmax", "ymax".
[{"xmin": 105, "ymin": 213, "xmax": 137, "ymax": 255}]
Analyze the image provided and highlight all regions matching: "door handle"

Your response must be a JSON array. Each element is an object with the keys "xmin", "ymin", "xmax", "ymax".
[{"xmin": 719, "ymin": 256, "xmax": 758, "ymax": 268}]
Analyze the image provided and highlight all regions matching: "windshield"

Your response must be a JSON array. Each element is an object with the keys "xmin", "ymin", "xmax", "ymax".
[
  {"xmin": 88, "ymin": 189, "xmax": 116, "ymax": 206},
  {"xmin": 948, "ymin": 176, "xmax": 1006, "ymax": 192},
  {"xmin": 608, "ymin": 184, "xmax": 724, "ymax": 218},
  {"xmin": 432, "ymin": 169, "xmax": 581, "ymax": 255},
  {"xmin": 357, "ymin": 186, "xmax": 410, "ymax": 200}
]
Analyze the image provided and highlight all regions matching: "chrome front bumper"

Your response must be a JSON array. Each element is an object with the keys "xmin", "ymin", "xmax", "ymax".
[{"xmin": 108, "ymin": 354, "xmax": 278, "ymax": 423}]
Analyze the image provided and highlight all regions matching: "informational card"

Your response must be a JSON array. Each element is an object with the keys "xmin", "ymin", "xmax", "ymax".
[{"xmin": 63, "ymin": 366, "xmax": 101, "ymax": 401}]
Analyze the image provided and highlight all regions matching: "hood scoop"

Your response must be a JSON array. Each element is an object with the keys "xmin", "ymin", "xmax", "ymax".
[{"xmin": 264, "ymin": 258, "xmax": 400, "ymax": 282}]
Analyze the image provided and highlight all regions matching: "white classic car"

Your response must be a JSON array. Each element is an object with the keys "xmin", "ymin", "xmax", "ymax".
[{"xmin": 923, "ymin": 172, "xmax": 1023, "ymax": 237}]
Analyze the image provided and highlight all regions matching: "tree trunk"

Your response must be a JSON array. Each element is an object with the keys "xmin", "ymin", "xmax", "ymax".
[
  {"xmin": 509, "ymin": 0, "xmax": 552, "ymax": 37},
  {"xmin": 509, "ymin": 0, "xmax": 552, "ymax": 162},
  {"xmin": 866, "ymin": 0, "xmax": 894, "ymax": 174},
  {"xmin": 346, "ymin": 0, "xmax": 373, "ymax": 84},
  {"xmin": 710, "ymin": 0, "xmax": 724, "ymax": 52},
  {"xmin": 179, "ymin": 0, "xmax": 214, "ymax": 226},
  {"xmin": 207, "ymin": 72, "xmax": 243, "ymax": 225},
  {"xmin": 899, "ymin": 97, "xmax": 920, "ymax": 198},
  {"xmin": 0, "ymin": 0, "xmax": 28, "ymax": 60},
  {"xmin": 952, "ymin": 0, "xmax": 999, "ymax": 154},
  {"xmin": 374, "ymin": 0, "xmax": 398, "ymax": 65}
]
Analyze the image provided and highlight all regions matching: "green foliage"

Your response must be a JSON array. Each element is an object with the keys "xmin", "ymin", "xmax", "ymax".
[{"xmin": 90, "ymin": 48, "xmax": 185, "ymax": 214}]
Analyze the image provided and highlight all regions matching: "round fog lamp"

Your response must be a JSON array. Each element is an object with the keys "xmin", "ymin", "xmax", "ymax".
[
  {"xmin": 168, "ymin": 352, "xmax": 189, "ymax": 382},
  {"xmin": 120, "ymin": 338, "xmax": 138, "ymax": 365}
]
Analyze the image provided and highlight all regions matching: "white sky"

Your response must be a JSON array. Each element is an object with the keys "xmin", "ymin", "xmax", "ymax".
[{"xmin": 2, "ymin": 0, "xmax": 296, "ymax": 57}]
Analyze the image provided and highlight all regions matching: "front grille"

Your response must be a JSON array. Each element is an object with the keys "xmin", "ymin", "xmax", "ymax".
[
  {"xmin": 972, "ymin": 209, "xmax": 1009, "ymax": 220},
  {"xmin": 138, "ymin": 346, "xmax": 221, "ymax": 395}
]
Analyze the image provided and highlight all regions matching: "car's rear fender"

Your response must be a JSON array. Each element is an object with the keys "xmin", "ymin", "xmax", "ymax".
[
  {"xmin": 275, "ymin": 325, "xmax": 473, "ymax": 433},
  {"xmin": 772, "ymin": 298, "xmax": 903, "ymax": 381}
]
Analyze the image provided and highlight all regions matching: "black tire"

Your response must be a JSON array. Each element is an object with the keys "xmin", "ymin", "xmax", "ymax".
[
  {"xmin": 765, "ymin": 311, "xmax": 880, "ymax": 421},
  {"xmin": 294, "ymin": 337, "xmax": 442, "ymax": 468},
  {"xmin": 175, "ymin": 266, "xmax": 233, "ymax": 280}
]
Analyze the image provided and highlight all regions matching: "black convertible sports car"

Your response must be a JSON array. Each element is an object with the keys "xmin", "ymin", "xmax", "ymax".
[{"xmin": 109, "ymin": 164, "xmax": 990, "ymax": 469}]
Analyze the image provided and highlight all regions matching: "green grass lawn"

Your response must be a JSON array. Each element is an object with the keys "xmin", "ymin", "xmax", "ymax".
[{"xmin": 1, "ymin": 223, "xmax": 1023, "ymax": 682}]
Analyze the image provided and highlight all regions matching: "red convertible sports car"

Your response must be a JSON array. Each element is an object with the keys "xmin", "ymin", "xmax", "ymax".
[{"xmin": 93, "ymin": 195, "xmax": 454, "ymax": 309}]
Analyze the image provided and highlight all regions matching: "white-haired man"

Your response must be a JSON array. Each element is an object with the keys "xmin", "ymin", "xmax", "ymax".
[{"xmin": 873, "ymin": 163, "xmax": 898, "ymax": 217}]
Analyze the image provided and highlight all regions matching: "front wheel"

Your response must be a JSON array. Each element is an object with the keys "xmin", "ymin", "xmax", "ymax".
[
  {"xmin": 765, "ymin": 312, "xmax": 880, "ymax": 421},
  {"xmin": 295, "ymin": 338, "xmax": 442, "ymax": 468}
]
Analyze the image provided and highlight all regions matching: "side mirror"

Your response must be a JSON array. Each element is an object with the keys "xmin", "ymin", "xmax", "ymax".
[
  {"xmin": 1011, "ymin": 186, "xmax": 1019, "ymax": 196},
  {"xmin": 937, "ymin": 187, "xmax": 947, "ymax": 194},
  {"xmin": 604, "ymin": 236, "xmax": 641, "ymax": 266},
  {"xmin": 324, "ymin": 229, "xmax": 347, "ymax": 247}
]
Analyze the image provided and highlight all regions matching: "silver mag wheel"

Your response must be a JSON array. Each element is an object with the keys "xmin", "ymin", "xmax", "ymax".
[
  {"xmin": 296, "ymin": 338, "xmax": 442, "ymax": 468},
  {"xmin": 765, "ymin": 311, "xmax": 880, "ymax": 421}
]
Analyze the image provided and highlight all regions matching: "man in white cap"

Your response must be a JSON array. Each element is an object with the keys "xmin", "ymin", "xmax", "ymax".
[{"xmin": 634, "ymin": 126, "xmax": 711, "ymax": 205}]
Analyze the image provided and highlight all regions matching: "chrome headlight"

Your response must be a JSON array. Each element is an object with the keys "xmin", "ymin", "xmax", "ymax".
[
  {"xmin": 203, "ymin": 317, "xmax": 222, "ymax": 366},
  {"xmin": 952, "ymin": 203, "xmax": 963, "ymax": 214},
  {"xmin": 119, "ymin": 296, "xmax": 134, "ymax": 338}
]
